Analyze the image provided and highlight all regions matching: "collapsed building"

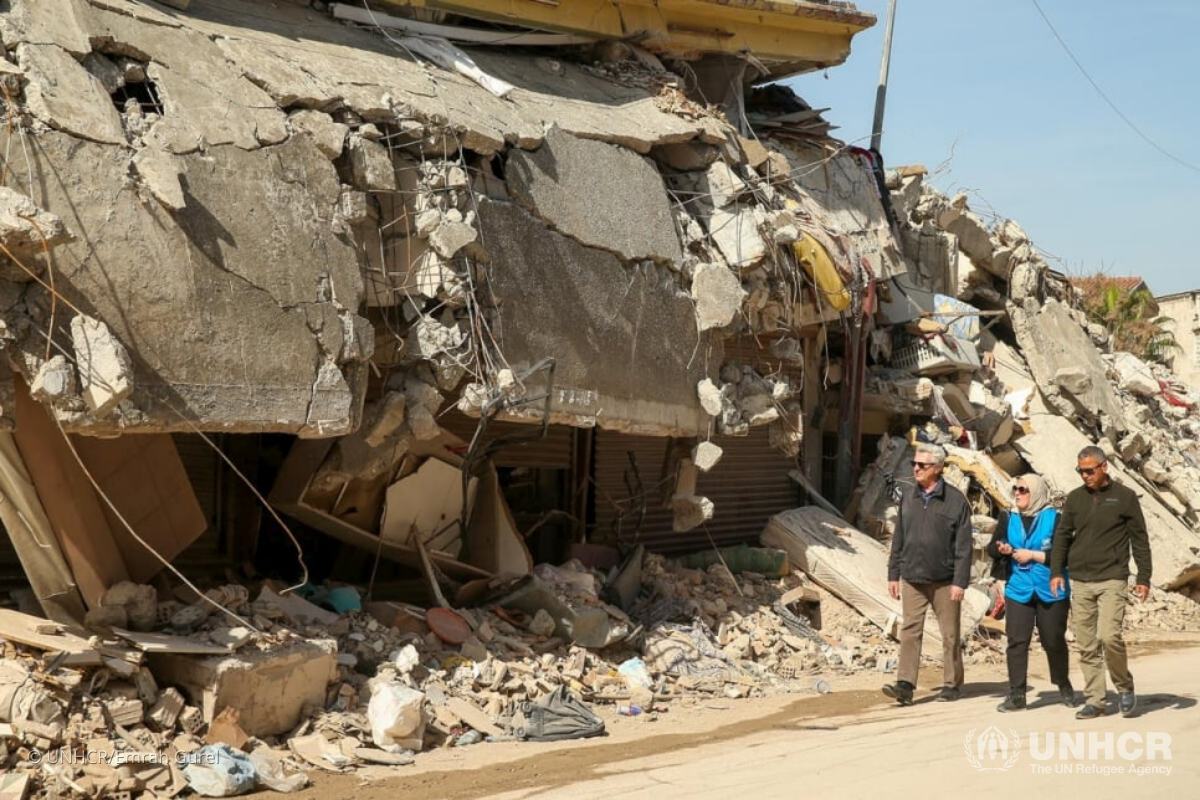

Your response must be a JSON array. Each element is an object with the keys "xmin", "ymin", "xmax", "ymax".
[{"xmin": 0, "ymin": 0, "xmax": 1198, "ymax": 796}]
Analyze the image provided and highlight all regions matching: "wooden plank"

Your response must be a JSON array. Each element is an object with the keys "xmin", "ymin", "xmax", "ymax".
[
  {"xmin": 0, "ymin": 608, "xmax": 102, "ymax": 664},
  {"xmin": 445, "ymin": 697, "xmax": 504, "ymax": 737},
  {"xmin": 113, "ymin": 628, "xmax": 233, "ymax": 655},
  {"xmin": 13, "ymin": 380, "xmax": 123, "ymax": 611}
]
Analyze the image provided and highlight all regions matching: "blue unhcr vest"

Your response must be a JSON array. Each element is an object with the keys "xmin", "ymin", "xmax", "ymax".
[{"xmin": 1004, "ymin": 508, "xmax": 1067, "ymax": 604}]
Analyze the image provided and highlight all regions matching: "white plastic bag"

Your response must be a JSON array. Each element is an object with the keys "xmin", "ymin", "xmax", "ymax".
[{"xmin": 367, "ymin": 681, "xmax": 425, "ymax": 749}]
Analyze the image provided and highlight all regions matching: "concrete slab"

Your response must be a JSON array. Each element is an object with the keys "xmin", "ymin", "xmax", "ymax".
[
  {"xmin": 507, "ymin": 128, "xmax": 683, "ymax": 265},
  {"xmin": 149, "ymin": 639, "xmax": 338, "ymax": 738}
]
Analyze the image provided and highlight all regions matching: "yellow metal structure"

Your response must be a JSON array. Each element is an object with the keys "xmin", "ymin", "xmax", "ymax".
[{"xmin": 380, "ymin": 0, "xmax": 875, "ymax": 78}]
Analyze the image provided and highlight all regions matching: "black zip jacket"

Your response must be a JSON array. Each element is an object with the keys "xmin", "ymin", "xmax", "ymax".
[
  {"xmin": 887, "ymin": 479, "xmax": 973, "ymax": 587},
  {"xmin": 1050, "ymin": 479, "xmax": 1152, "ymax": 586}
]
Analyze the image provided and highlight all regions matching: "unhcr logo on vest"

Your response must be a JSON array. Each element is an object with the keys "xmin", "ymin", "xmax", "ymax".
[
  {"xmin": 963, "ymin": 728, "xmax": 1174, "ymax": 775},
  {"xmin": 964, "ymin": 726, "xmax": 1021, "ymax": 771}
]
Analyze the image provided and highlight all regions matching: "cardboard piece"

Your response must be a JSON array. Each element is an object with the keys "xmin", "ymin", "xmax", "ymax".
[
  {"xmin": 71, "ymin": 433, "xmax": 208, "ymax": 583},
  {"xmin": 380, "ymin": 456, "xmax": 477, "ymax": 555},
  {"xmin": 13, "ymin": 381, "xmax": 126, "ymax": 610},
  {"xmin": 463, "ymin": 463, "xmax": 534, "ymax": 575},
  {"xmin": 13, "ymin": 381, "xmax": 207, "ymax": 601},
  {"xmin": 268, "ymin": 439, "xmax": 502, "ymax": 580}
]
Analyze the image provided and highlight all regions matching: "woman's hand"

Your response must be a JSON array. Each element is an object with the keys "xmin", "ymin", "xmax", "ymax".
[{"xmin": 997, "ymin": 542, "xmax": 1013, "ymax": 556}]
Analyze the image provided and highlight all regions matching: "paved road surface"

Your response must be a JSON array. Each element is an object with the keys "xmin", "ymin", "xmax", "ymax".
[{"xmin": 492, "ymin": 644, "xmax": 1198, "ymax": 799}]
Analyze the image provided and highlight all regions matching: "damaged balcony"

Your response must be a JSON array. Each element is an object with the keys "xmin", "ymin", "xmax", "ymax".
[{"xmin": 349, "ymin": 0, "xmax": 876, "ymax": 80}]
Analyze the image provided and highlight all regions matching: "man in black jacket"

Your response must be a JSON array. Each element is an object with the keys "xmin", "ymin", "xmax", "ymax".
[
  {"xmin": 882, "ymin": 443, "xmax": 973, "ymax": 705},
  {"xmin": 1050, "ymin": 445, "xmax": 1151, "ymax": 720}
]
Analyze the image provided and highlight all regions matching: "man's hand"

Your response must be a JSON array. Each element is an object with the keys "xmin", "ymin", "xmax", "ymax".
[
  {"xmin": 1133, "ymin": 584, "xmax": 1150, "ymax": 602},
  {"xmin": 888, "ymin": 581, "xmax": 900, "ymax": 601},
  {"xmin": 950, "ymin": 586, "xmax": 964, "ymax": 602},
  {"xmin": 1049, "ymin": 577, "xmax": 1065, "ymax": 597}
]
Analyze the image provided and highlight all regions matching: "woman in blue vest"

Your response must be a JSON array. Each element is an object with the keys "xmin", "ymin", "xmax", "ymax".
[{"xmin": 987, "ymin": 473, "xmax": 1079, "ymax": 711}]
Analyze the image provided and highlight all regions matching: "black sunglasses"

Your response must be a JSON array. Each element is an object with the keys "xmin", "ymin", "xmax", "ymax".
[
  {"xmin": 1012, "ymin": 486, "xmax": 1030, "ymax": 494},
  {"xmin": 1075, "ymin": 465, "xmax": 1104, "ymax": 475},
  {"xmin": 911, "ymin": 460, "xmax": 937, "ymax": 469}
]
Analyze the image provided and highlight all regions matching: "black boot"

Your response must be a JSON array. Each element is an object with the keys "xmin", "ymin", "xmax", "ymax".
[
  {"xmin": 996, "ymin": 688, "xmax": 1026, "ymax": 712},
  {"xmin": 1059, "ymin": 683, "xmax": 1082, "ymax": 708}
]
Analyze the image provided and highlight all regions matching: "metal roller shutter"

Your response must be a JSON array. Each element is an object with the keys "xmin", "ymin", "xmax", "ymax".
[
  {"xmin": 438, "ymin": 409, "xmax": 575, "ymax": 470},
  {"xmin": 591, "ymin": 426, "xmax": 800, "ymax": 555}
]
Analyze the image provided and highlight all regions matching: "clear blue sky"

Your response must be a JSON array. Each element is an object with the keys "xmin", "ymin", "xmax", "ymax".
[{"xmin": 787, "ymin": 0, "xmax": 1200, "ymax": 297}]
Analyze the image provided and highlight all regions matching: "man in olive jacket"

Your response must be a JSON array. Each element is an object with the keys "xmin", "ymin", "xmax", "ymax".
[
  {"xmin": 1050, "ymin": 445, "xmax": 1151, "ymax": 720},
  {"xmin": 883, "ymin": 443, "xmax": 973, "ymax": 705}
]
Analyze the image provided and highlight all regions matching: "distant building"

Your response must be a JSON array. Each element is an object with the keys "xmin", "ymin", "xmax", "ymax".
[{"xmin": 1156, "ymin": 291, "xmax": 1200, "ymax": 390}]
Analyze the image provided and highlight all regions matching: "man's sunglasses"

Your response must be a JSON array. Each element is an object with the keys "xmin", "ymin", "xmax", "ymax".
[
  {"xmin": 911, "ymin": 461, "xmax": 938, "ymax": 470},
  {"xmin": 1075, "ymin": 465, "xmax": 1104, "ymax": 476}
]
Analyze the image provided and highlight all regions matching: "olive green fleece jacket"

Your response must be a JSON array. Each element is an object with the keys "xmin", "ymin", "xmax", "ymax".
[{"xmin": 1050, "ymin": 479, "xmax": 1152, "ymax": 586}]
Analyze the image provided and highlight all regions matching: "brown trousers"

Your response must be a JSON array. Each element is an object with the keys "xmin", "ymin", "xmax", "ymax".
[{"xmin": 897, "ymin": 580, "xmax": 963, "ymax": 689}]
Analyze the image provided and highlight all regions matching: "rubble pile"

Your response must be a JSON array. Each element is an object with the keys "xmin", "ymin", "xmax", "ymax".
[{"xmin": 847, "ymin": 169, "xmax": 1200, "ymax": 607}]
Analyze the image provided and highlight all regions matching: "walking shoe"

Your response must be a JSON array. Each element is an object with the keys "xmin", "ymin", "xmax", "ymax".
[
  {"xmin": 1058, "ymin": 683, "xmax": 1082, "ymax": 708},
  {"xmin": 996, "ymin": 690, "xmax": 1026, "ymax": 712},
  {"xmin": 1119, "ymin": 690, "xmax": 1137, "ymax": 717},
  {"xmin": 1075, "ymin": 703, "xmax": 1106, "ymax": 720},
  {"xmin": 936, "ymin": 687, "xmax": 961, "ymax": 702},
  {"xmin": 882, "ymin": 681, "xmax": 914, "ymax": 706}
]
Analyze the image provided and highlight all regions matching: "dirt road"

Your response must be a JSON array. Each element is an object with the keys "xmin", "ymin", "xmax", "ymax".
[{"xmin": 295, "ymin": 635, "xmax": 1198, "ymax": 799}]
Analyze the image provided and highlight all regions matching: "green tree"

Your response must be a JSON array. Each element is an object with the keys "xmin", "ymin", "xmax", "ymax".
[{"xmin": 1077, "ymin": 275, "xmax": 1180, "ymax": 364}]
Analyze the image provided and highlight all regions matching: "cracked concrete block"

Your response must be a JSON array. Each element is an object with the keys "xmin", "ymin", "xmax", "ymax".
[
  {"xmin": 697, "ymin": 379, "xmax": 722, "ymax": 416},
  {"xmin": 691, "ymin": 263, "xmax": 745, "ymax": 331},
  {"xmin": 0, "ymin": 186, "xmax": 71, "ymax": 281},
  {"xmin": 30, "ymin": 355, "xmax": 75, "ymax": 401},
  {"xmin": 1008, "ymin": 260, "xmax": 1042, "ymax": 304},
  {"xmin": 937, "ymin": 205, "xmax": 994, "ymax": 269},
  {"xmin": 998, "ymin": 219, "xmax": 1028, "ymax": 246},
  {"xmin": 672, "ymin": 494, "xmax": 713, "ymax": 533},
  {"xmin": 132, "ymin": 147, "xmax": 186, "ymax": 210},
  {"xmin": 289, "ymin": 109, "xmax": 348, "ymax": 159},
  {"xmin": 1010, "ymin": 299, "xmax": 1126, "ymax": 436},
  {"xmin": 408, "ymin": 315, "xmax": 466, "ymax": 360},
  {"xmin": 149, "ymin": 639, "xmax": 336, "ymax": 737},
  {"xmin": 71, "ymin": 314, "xmax": 134, "ymax": 417},
  {"xmin": 362, "ymin": 392, "xmax": 407, "ymax": 448},
  {"xmin": 653, "ymin": 142, "xmax": 718, "ymax": 172},
  {"xmin": 428, "ymin": 220, "xmax": 477, "ymax": 259},
  {"xmin": 692, "ymin": 441, "xmax": 723, "ymax": 472},
  {"xmin": 700, "ymin": 161, "xmax": 747, "ymax": 208},
  {"xmin": 17, "ymin": 43, "xmax": 126, "ymax": 145},
  {"xmin": 477, "ymin": 199, "xmax": 709, "ymax": 433},
  {"xmin": 706, "ymin": 203, "xmax": 767, "ymax": 270},
  {"xmin": 82, "ymin": 52, "xmax": 124, "ymax": 94},
  {"xmin": 1118, "ymin": 431, "xmax": 1150, "ymax": 463},
  {"xmin": 1111, "ymin": 352, "xmax": 1160, "ymax": 397},
  {"xmin": 506, "ymin": 127, "xmax": 683, "ymax": 265},
  {"xmin": 348, "ymin": 134, "xmax": 397, "ymax": 191},
  {"xmin": 407, "ymin": 405, "xmax": 440, "ymax": 440},
  {"xmin": 1053, "ymin": 366, "xmax": 1092, "ymax": 396},
  {"xmin": 307, "ymin": 360, "xmax": 354, "ymax": 435}
]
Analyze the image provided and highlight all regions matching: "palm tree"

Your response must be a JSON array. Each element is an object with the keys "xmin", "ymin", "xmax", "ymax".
[{"xmin": 1077, "ymin": 276, "xmax": 1181, "ymax": 364}]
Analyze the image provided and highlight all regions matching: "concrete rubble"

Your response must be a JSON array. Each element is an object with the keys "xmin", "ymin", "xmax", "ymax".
[{"xmin": 0, "ymin": 1, "xmax": 1198, "ymax": 797}]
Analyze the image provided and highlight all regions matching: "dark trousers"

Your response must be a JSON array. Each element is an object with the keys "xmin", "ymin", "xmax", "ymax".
[{"xmin": 1004, "ymin": 595, "xmax": 1070, "ymax": 690}]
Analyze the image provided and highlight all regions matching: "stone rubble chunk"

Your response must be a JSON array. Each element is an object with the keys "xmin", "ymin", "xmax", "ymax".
[
  {"xmin": 428, "ymin": 220, "xmax": 477, "ymax": 259},
  {"xmin": 672, "ymin": 494, "xmax": 714, "ymax": 532},
  {"xmin": 701, "ymin": 161, "xmax": 747, "ymax": 208},
  {"xmin": 1110, "ymin": 352, "xmax": 1161, "ymax": 397},
  {"xmin": 697, "ymin": 378, "xmax": 722, "ymax": 416},
  {"xmin": 71, "ymin": 315, "xmax": 135, "ymax": 418},
  {"xmin": 692, "ymin": 441, "xmax": 723, "ymax": 472},
  {"xmin": 347, "ymin": 134, "xmax": 397, "ymax": 191},
  {"xmin": 289, "ymin": 109, "xmax": 349, "ymax": 160},
  {"xmin": 30, "ymin": 355, "xmax": 75, "ymax": 401},
  {"xmin": 706, "ymin": 204, "xmax": 766, "ymax": 270},
  {"xmin": 132, "ymin": 147, "xmax": 186, "ymax": 210},
  {"xmin": 690, "ymin": 263, "xmax": 745, "ymax": 331}
]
